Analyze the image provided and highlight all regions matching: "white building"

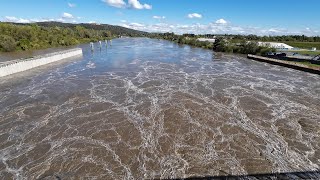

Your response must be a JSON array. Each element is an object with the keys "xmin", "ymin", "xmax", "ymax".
[
  {"xmin": 197, "ymin": 38, "xmax": 216, "ymax": 43},
  {"xmin": 311, "ymin": 47, "xmax": 317, "ymax": 51},
  {"xmin": 258, "ymin": 42, "xmax": 294, "ymax": 50}
]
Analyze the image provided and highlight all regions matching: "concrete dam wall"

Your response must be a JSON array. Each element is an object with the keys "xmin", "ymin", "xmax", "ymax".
[{"xmin": 0, "ymin": 48, "xmax": 83, "ymax": 77}]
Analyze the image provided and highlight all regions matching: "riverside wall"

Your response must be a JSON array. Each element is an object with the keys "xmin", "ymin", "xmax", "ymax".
[
  {"xmin": 0, "ymin": 48, "xmax": 82, "ymax": 77},
  {"xmin": 247, "ymin": 54, "xmax": 320, "ymax": 75}
]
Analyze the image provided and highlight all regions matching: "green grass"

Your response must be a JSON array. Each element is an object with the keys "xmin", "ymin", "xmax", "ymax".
[
  {"xmin": 294, "ymin": 61, "xmax": 320, "ymax": 69},
  {"xmin": 285, "ymin": 50, "xmax": 320, "ymax": 56},
  {"xmin": 285, "ymin": 42, "xmax": 320, "ymax": 50}
]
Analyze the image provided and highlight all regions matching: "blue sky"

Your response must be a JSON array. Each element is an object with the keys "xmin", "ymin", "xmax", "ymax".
[{"xmin": 0, "ymin": 0, "xmax": 319, "ymax": 36}]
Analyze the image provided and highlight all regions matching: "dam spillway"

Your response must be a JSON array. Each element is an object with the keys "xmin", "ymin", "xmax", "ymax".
[
  {"xmin": 0, "ymin": 38, "xmax": 319, "ymax": 179},
  {"xmin": 0, "ymin": 48, "xmax": 83, "ymax": 77}
]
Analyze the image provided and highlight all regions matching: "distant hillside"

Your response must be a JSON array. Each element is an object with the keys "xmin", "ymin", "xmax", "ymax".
[
  {"xmin": 0, "ymin": 21, "xmax": 149, "ymax": 52},
  {"xmin": 35, "ymin": 22, "xmax": 149, "ymax": 37}
]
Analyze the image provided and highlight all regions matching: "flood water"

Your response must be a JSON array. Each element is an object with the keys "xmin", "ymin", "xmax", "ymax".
[{"xmin": 0, "ymin": 38, "xmax": 320, "ymax": 179}]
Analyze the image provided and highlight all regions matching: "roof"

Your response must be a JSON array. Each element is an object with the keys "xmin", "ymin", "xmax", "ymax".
[
  {"xmin": 197, "ymin": 38, "xmax": 216, "ymax": 43},
  {"xmin": 258, "ymin": 42, "xmax": 294, "ymax": 49}
]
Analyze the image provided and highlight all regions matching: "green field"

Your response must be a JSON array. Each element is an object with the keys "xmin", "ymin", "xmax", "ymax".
[
  {"xmin": 295, "ymin": 61, "xmax": 320, "ymax": 69},
  {"xmin": 285, "ymin": 42, "xmax": 320, "ymax": 49},
  {"xmin": 285, "ymin": 50, "xmax": 320, "ymax": 56}
]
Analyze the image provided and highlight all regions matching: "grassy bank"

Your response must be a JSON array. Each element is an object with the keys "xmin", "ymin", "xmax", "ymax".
[
  {"xmin": 285, "ymin": 42, "xmax": 320, "ymax": 49},
  {"xmin": 285, "ymin": 50, "xmax": 320, "ymax": 56},
  {"xmin": 295, "ymin": 61, "xmax": 320, "ymax": 68}
]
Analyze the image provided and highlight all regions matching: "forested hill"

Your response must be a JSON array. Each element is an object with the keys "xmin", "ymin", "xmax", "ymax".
[
  {"xmin": 35, "ymin": 22, "xmax": 149, "ymax": 37},
  {"xmin": 0, "ymin": 21, "xmax": 149, "ymax": 52}
]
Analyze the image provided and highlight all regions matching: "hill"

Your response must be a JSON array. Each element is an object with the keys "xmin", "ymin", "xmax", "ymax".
[
  {"xmin": 35, "ymin": 21, "xmax": 149, "ymax": 37},
  {"xmin": 0, "ymin": 21, "xmax": 149, "ymax": 52}
]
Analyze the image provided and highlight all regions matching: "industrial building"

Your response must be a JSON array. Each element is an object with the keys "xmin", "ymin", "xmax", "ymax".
[{"xmin": 258, "ymin": 42, "xmax": 294, "ymax": 50}]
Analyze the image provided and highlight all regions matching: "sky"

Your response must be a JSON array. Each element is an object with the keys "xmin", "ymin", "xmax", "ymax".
[{"xmin": 0, "ymin": 0, "xmax": 319, "ymax": 36}]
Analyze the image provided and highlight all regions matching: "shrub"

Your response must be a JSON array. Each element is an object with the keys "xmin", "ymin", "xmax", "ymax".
[{"xmin": 0, "ymin": 35, "xmax": 16, "ymax": 52}]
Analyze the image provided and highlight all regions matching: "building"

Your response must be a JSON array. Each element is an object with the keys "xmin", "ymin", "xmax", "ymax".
[
  {"xmin": 311, "ymin": 47, "xmax": 317, "ymax": 51},
  {"xmin": 197, "ymin": 38, "xmax": 216, "ymax": 43},
  {"xmin": 258, "ymin": 42, "xmax": 294, "ymax": 50}
]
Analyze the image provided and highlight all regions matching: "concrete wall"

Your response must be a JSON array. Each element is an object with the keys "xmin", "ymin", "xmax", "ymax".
[
  {"xmin": 247, "ymin": 54, "xmax": 320, "ymax": 75},
  {"xmin": 0, "ymin": 48, "xmax": 82, "ymax": 77}
]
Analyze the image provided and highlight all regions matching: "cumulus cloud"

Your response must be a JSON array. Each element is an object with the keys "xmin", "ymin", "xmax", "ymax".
[
  {"xmin": 153, "ymin": 16, "xmax": 166, "ymax": 20},
  {"xmin": 130, "ymin": 22, "xmax": 145, "ymax": 27},
  {"xmin": 119, "ymin": 19, "xmax": 320, "ymax": 36},
  {"xmin": 102, "ymin": 0, "xmax": 126, "ymax": 8},
  {"xmin": 215, "ymin": 18, "xmax": 228, "ymax": 24},
  {"xmin": 62, "ymin": 12, "xmax": 74, "ymax": 19},
  {"xmin": 188, "ymin": 13, "xmax": 202, "ymax": 19},
  {"xmin": 128, "ymin": 0, "xmax": 152, "ymax": 9},
  {"xmin": 68, "ymin": 3, "xmax": 76, "ymax": 8},
  {"xmin": 102, "ymin": 0, "xmax": 151, "ymax": 9},
  {"xmin": 2, "ymin": 13, "xmax": 78, "ymax": 24},
  {"xmin": 56, "ymin": 18, "xmax": 66, "ymax": 22},
  {"xmin": 4, "ymin": 16, "xmax": 31, "ymax": 23}
]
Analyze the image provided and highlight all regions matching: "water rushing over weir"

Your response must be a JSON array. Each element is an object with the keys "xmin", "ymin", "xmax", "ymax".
[{"xmin": 0, "ymin": 38, "xmax": 319, "ymax": 179}]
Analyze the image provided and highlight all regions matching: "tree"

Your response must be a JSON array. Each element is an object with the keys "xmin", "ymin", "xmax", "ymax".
[{"xmin": 213, "ymin": 38, "xmax": 227, "ymax": 52}]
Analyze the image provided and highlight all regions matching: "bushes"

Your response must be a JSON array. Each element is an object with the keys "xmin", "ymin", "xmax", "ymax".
[
  {"xmin": 0, "ymin": 35, "xmax": 16, "ymax": 52},
  {"xmin": 213, "ymin": 39, "xmax": 275, "ymax": 55},
  {"xmin": 18, "ymin": 39, "xmax": 31, "ymax": 50}
]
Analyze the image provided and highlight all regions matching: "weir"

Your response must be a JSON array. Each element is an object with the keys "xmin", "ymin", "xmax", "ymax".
[{"xmin": 0, "ymin": 48, "xmax": 83, "ymax": 77}]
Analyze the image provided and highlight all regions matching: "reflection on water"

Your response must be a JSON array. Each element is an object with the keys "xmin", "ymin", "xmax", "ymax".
[{"xmin": 0, "ymin": 38, "xmax": 320, "ymax": 179}]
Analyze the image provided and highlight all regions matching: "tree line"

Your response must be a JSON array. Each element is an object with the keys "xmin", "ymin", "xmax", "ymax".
[
  {"xmin": 0, "ymin": 22, "xmax": 148, "ymax": 52},
  {"xmin": 1, "ymin": 21, "xmax": 319, "ymax": 54},
  {"xmin": 148, "ymin": 33, "xmax": 276, "ymax": 55}
]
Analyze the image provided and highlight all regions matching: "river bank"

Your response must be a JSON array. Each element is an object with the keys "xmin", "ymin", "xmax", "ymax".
[{"xmin": 247, "ymin": 54, "xmax": 320, "ymax": 75}]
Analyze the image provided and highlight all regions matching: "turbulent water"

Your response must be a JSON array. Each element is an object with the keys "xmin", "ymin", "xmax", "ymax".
[{"xmin": 0, "ymin": 38, "xmax": 319, "ymax": 179}]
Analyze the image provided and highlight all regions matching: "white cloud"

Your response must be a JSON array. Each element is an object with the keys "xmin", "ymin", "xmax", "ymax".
[
  {"xmin": 62, "ymin": 12, "xmax": 74, "ymax": 19},
  {"xmin": 128, "ymin": 0, "xmax": 152, "ymax": 9},
  {"xmin": 188, "ymin": 13, "xmax": 202, "ymax": 19},
  {"xmin": 68, "ymin": 3, "xmax": 76, "ymax": 8},
  {"xmin": 119, "ymin": 19, "xmax": 320, "ymax": 36},
  {"xmin": 120, "ymin": 20, "xmax": 127, "ymax": 23},
  {"xmin": 268, "ymin": 28, "xmax": 281, "ymax": 33},
  {"xmin": 102, "ymin": 0, "xmax": 126, "ymax": 8},
  {"xmin": 56, "ymin": 18, "xmax": 66, "ymax": 22},
  {"xmin": 215, "ymin": 18, "xmax": 228, "ymax": 24},
  {"xmin": 153, "ymin": 16, "xmax": 166, "ymax": 20},
  {"xmin": 130, "ymin": 22, "xmax": 145, "ymax": 27},
  {"xmin": 102, "ymin": 0, "xmax": 151, "ymax": 10},
  {"xmin": 88, "ymin": 21, "xmax": 97, "ymax": 24},
  {"xmin": 4, "ymin": 16, "xmax": 31, "ymax": 23}
]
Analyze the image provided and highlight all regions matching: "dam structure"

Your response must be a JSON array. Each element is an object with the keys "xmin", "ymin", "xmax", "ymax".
[{"xmin": 0, "ymin": 48, "xmax": 83, "ymax": 77}]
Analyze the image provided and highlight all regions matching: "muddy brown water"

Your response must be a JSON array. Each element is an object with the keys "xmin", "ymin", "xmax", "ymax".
[{"xmin": 0, "ymin": 38, "xmax": 319, "ymax": 179}]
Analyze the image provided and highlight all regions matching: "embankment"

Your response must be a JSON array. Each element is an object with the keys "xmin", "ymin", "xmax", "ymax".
[
  {"xmin": 0, "ymin": 48, "xmax": 82, "ymax": 77},
  {"xmin": 247, "ymin": 54, "xmax": 320, "ymax": 75}
]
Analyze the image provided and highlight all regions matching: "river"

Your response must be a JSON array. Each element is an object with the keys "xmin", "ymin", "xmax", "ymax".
[{"xmin": 0, "ymin": 38, "xmax": 319, "ymax": 179}]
